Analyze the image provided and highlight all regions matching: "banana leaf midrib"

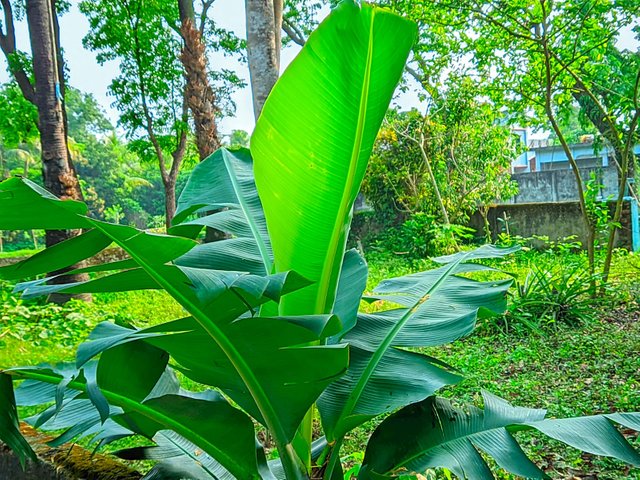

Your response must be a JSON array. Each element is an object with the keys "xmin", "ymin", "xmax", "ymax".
[
  {"xmin": 314, "ymin": 9, "xmax": 376, "ymax": 315},
  {"xmin": 331, "ymin": 253, "xmax": 472, "ymax": 438}
]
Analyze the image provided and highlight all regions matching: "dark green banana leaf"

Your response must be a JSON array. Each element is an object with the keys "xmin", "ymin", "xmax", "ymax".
[
  {"xmin": 0, "ymin": 177, "xmax": 90, "ymax": 230},
  {"xmin": 116, "ymin": 430, "xmax": 274, "ymax": 480},
  {"xmin": 4, "ymin": 342, "xmax": 267, "ymax": 479},
  {"xmin": 359, "ymin": 390, "xmax": 640, "ymax": 480},
  {"xmin": 75, "ymin": 314, "xmax": 348, "ymax": 441}
]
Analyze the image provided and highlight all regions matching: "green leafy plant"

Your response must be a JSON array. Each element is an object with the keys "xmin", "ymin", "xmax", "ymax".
[
  {"xmin": 374, "ymin": 213, "xmax": 474, "ymax": 260},
  {"xmin": 0, "ymin": 3, "xmax": 639, "ymax": 480},
  {"xmin": 500, "ymin": 259, "xmax": 598, "ymax": 333}
]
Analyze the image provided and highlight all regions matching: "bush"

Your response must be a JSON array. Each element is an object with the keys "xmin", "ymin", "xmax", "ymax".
[
  {"xmin": 373, "ymin": 213, "xmax": 474, "ymax": 259},
  {"xmin": 497, "ymin": 258, "xmax": 597, "ymax": 333},
  {"xmin": 0, "ymin": 281, "xmax": 94, "ymax": 348}
]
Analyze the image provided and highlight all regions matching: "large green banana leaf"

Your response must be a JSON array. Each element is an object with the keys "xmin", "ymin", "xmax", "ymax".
[
  {"xmin": 172, "ymin": 147, "xmax": 273, "ymax": 276},
  {"xmin": 74, "ymin": 314, "xmax": 348, "ymax": 441},
  {"xmin": 252, "ymin": 1, "xmax": 417, "ymax": 316},
  {"xmin": 318, "ymin": 246, "xmax": 517, "ymax": 443},
  {"xmin": 359, "ymin": 391, "xmax": 640, "ymax": 480}
]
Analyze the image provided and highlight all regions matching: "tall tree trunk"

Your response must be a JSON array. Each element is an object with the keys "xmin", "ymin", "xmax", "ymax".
[
  {"xmin": 178, "ymin": 0, "xmax": 229, "ymax": 242},
  {"xmin": 163, "ymin": 178, "xmax": 177, "ymax": 230},
  {"xmin": 178, "ymin": 0, "xmax": 220, "ymax": 159},
  {"xmin": 245, "ymin": 0, "xmax": 283, "ymax": 120},
  {"xmin": 246, "ymin": 2, "xmax": 302, "ymax": 469},
  {"xmin": 573, "ymin": 75, "xmax": 640, "ymax": 288},
  {"xmin": 26, "ymin": 0, "xmax": 90, "ymax": 302}
]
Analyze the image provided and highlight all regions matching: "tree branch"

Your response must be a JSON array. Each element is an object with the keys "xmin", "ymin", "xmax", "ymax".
[
  {"xmin": 199, "ymin": 0, "xmax": 215, "ymax": 35},
  {"xmin": 0, "ymin": 0, "xmax": 35, "ymax": 103},
  {"xmin": 282, "ymin": 17, "xmax": 305, "ymax": 46},
  {"xmin": 123, "ymin": 0, "xmax": 167, "ymax": 181}
]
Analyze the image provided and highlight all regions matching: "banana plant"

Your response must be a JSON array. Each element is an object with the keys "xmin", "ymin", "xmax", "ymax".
[{"xmin": 1, "ymin": 2, "xmax": 640, "ymax": 480}]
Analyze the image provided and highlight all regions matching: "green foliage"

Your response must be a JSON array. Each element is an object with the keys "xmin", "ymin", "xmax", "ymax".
[
  {"xmin": 584, "ymin": 172, "xmax": 615, "ymax": 248},
  {"xmin": 503, "ymin": 260, "xmax": 598, "ymax": 333},
  {"xmin": 0, "ymin": 83, "xmax": 39, "ymax": 150},
  {"xmin": 374, "ymin": 213, "xmax": 474, "ymax": 260},
  {"xmin": 362, "ymin": 79, "xmax": 518, "ymax": 246},
  {"xmin": 227, "ymin": 129, "xmax": 250, "ymax": 149},
  {"xmin": 0, "ymin": 283, "xmax": 94, "ymax": 348},
  {"xmin": 64, "ymin": 88, "xmax": 114, "ymax": 141},
  {"xmin": 80, "ymin": 0, "xmax": 185, "ymax": 138},
  {"xmin": 0, "ymin": 4, "xmax": 639, "ymax": 480}
]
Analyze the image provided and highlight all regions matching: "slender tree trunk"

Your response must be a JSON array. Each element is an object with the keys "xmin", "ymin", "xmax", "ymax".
[
  {"xmin": 26, "ymin": 0, "xmax": 90, "ymax": 302},
  {"xmin": 245, "ymin": 0, "xmax": 283, "ymax": 120},
  {"xmin": 163, "ymin": 178, "xmax": 177, "ymax": 230},
  {"xmin": 538, "ymin": 16, "xmax": 596, "ymax": 291},
  {"xmin": 178, "ymin": 0, "xmax": 227, "ymax": 242},
  {"xmin": 419, "ymin": 132, "xmax": 450, "ymax": 225},
  {"xmin": 480, "ymin": 205, "xmax": 492, "ymax": 243},
  {"xmin": 573, "ymin": 72, "xmax": 640, "ymax": 287},
  {"xmin": 178, "ymin": 0, "xmax": 220, "ymax": 159},
  {"xmin": 0, "ymin": 147, "xmax": 5, "ymax": 179}
]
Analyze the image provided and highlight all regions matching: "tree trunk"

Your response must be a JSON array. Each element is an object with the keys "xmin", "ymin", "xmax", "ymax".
[
  {"xmin": 163, "ymin": 178, "xmax": 177, "ymax": 231},
  {"xmin": 178, "ymin": 0, "xmax": 220, "ymax": 159},
  {"xmin": 177, "ymin": 0, "xmax": 230, "ymax": 242},
  {"xmin": 573, "ymin": 78, "xmax": 640, "ymax": 288},
  {"xmin": 245, "ymin": 0, "xmax": 283, "ymax": 120},
  {"xmin": 26, "ymin": 0, "xmax": 90, "ymax": 303}
]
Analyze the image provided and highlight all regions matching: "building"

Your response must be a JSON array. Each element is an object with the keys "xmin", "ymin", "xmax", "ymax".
[
  {"xmin": 510, "ymin": 132, "xmax": 640, "ymax": 175},
  {"xmin": 478, "ymin": 131, "xmax": 640, "ymax": 251}
]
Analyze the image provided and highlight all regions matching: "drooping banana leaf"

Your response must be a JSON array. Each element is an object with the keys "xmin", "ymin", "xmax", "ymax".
[
  {"xmin": 0, "ymin": 177, "xmax": 91, "ymax": 230},
  {"xmin": 318, "ymin": 246, "xmax": 517, "ymax": 444},
  {"xmin": 0, "ymin": 228, "xmax": 112, "ymax": 280},
  {"xmin": 74, "ymin": 314, "xmax": 348, "ymax": 442},
  {"xmin": 252, "ymin": 1, "xmax": 417, "ymax": 316},
  {"xmin": 4, "ymin": 343, "xmax": 268, "ymax": 480},
  {"xmin": 359, "ymin": 390, "xmax": 640, "ymax": 480},
  {"xmin": 116, "ymin": 430, "xmax": 275, "ymax": 480}
]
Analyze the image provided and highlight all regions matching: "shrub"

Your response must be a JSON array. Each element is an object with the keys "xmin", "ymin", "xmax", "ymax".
[{"xmin": 502, "ymin": 261, "xmax": 598, "ymax": 333}]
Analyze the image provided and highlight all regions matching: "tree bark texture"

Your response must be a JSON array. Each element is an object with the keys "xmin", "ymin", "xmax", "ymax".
[
  {"xmin": 178, "ymin": 0, "xmax": 220, "ymax": 160},
  {"xmin": 26, "ymin": 0, "xmax": 90, "ymax": 302},
  {"xmin": 245, "ymin": 0, "xmax": 283, "ymax": 120}
]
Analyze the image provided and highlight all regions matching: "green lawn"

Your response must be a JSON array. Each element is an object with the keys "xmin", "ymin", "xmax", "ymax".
[{"xmin": 1, "ymin": 250, "xmax": 639, "ymax": 478}]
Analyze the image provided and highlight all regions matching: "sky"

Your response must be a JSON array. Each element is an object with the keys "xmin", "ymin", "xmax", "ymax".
[
  {"xmin": 0, "ymin": 1, "xmax": 426, "ymax": 138},
  {"xmin": 0, "ymin": 2, "xmax": 637, "ymax": 139}
]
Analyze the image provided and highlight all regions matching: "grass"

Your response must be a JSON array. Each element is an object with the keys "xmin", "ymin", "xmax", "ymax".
[
  {"xmin": 0, "ymin": 248, "xmax": 41, "ymax": 260},
  {"xmin": 1, "ymin": 249, "xmax": 639, "ymax": 478}
]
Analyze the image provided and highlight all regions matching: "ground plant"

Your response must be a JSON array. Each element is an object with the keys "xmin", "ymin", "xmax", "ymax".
[
  {"xmin": 499, "ymin": 257, "xmax": 598, "ymax": 333},
  {"xmin": 0, "ymin": 3, "xmax": 639, "ymax": 480}
]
